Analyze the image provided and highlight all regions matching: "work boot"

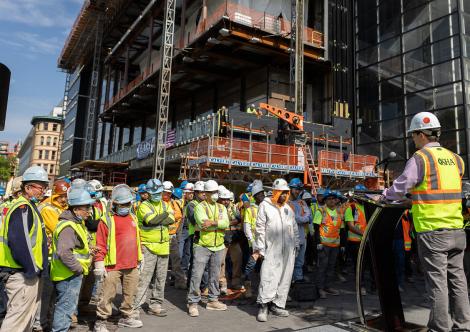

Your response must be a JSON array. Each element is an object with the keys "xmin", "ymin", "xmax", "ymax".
[
  {"xmin": 188, "ymin": 303, "xmax": 199, "ymax": 317},
  {"xmin": 220, "ymin": 284, "xmax": 228, "ymax": 295},
  {"xmin": 324, "ymin": 287, "xmax": 340, "ymax": 296},
  {"xmin": 244, "ymin": 280, "xmax": 253, "ymax": 298},
  {"xmin": 318, "ymin": 289, "xmax": 327, "ymax": 299},
  {"xmin": 206, "ymin": 301, "xmax": 227, "ymax": 311},
  {"xmin": 201, "ymin": 288, "xmax": 209, "ymax": 297},
  {"xmin": 71, "ymin": 314, "xmax": 78, "ymax": 327},
  {"xmin": 147, "ymin": 304, "xmax": 167, "ymax": 317},
  {"xmin": 337, "ymin": 274, "xmax": 347, "ymax": 283},
  {"xmin": 117, "ymin": 317, "xmax": 143, "ymax": 328},
  {"xmin": 257, "ymin": 304, "xmax": 268, "ymax": 322},
  {"xmin": 32, "ymin": 323, "xmax": 43, "ymax": 332},
  {"xmin": 269, "ymin": 304, "xmax": 289, "ymax": 317},
  {"xmin": 93, "ymin": 319, "xmax": 109, "ymax": 332}
]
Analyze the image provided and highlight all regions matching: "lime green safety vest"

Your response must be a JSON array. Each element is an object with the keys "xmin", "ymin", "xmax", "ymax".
[
  {"xmin": 137, "ymin": 200, "xmax": 174, "ymax": 255},
  {"xmin": 195, "ymin": 201, "xmax": 226, "ymax": 249},
  {"xmin": 0, "ymin": 196, "xmax": 44, "ymax": 272},
  {"xmin": 410, "ymin": 146, "xmax": 464, "ymax": 233},
  {"xmin": 50, "ymin": 219, "xmax": 91, "ymax": 282},
  {"xmin": 102, "ymin": 212, "xmax": 143, "ymax": 266},
  {"xmin": 184, "ymin": 200, "xmax": 199, "ymax": 236}
]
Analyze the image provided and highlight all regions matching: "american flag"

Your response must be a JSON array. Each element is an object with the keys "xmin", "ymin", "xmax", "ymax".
[{"xmin": 166, "ymin": 129, "xmax": 176, "ymax": 148}]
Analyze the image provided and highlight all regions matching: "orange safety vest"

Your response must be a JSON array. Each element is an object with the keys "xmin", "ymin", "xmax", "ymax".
[
  {"xmin": 319, "ymin": 208, "xmax": 343, "ymax": 248},
  {"xmin": 347, "ymin": 203, "xmax": 367, "ymax": 243},
  {"xmin": 402, "ymin": 210, "xmax": 412, "ymax": 251},
  {"xmin": 169, "ymin": 199, "xmax": 184, "ymax": 235}
]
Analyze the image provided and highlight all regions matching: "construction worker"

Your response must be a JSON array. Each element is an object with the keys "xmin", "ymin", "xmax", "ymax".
[
  {"xmin": 94, "ymin": 184, "xmax": 143, "ymax": 331},
  {"xmin": 381, "ymin": 111, "xmax": 470, "ymax": 332},
  {"xmin": 313, "ymin": 190, "xmax": 346, "ymax": 299},
  {"xmin": 179, "ymin": 183, "xmax": 194, "ymax": 259},
  {"xmin": 255, "ymin": 178, "xmax": 298, "ymax": 322},
  {"xmin": 187, "ymin": 180, "xmax": 229, "ymax": 317},
  {"xmin": 32, "ymin": 180, "xmax": 71, "ymax": 331},
  {"xmin": 0, "ymin": 166, "xmax": 49, "ymax": 332},
  {"xmin": 246, "ymin": 104, "xmax": 258, "ymax": 114},
  {"xmin": 401, "ymin": 209, "xmax": 414, "ymax": 284},
  {"xmin": 133, "ymin": 179, "xmax": 175, "ymax": 318},
  {"xmin": 288, "ymin": 178, "xmax": 312, "ymax": 283},
  {"xmin": 164, "ymin": 183, "xmax": 186, "ymax": 289},
  {"xmin": 50, "ymin": 187, "xmax": 94, "ymax": 332},
  {"xmin": 133, "ymin": 184, "xmax": 149, "ymax": 213},
  {"xmin": 1, "ymin": 176, "xmax": 23, "ymax": 216},
  {"xmin": 218, "ymin": 188, "xmax": 243, "ymax": 293}
]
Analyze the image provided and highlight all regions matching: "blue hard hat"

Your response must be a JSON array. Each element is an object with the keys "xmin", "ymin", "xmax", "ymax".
[
  {"xmin": 241, "ymin": 193, "xmax": 250, "ymax": 203},
  {"xmin": 22, "ymin": 166, "xmax": 49, "ymax": 183},
  {"xmin": 246, "ymin": 183, "xmax": 254, "ymax": 192},
  {"xmin": 146, "ymin": 179, "xmax": 163, "ymax": 195},
  {"xmin": 323, "ymin": 190, "xmax": 337, "ymax": 199},
  {"xmin": 137, "ymin": 184, "xmax": 147, "ymax": 193},
  {"xmin": 289, "ymin": 178, "xmax": 304, "ymax": 189},
  {"xmin": 0, "ymin": 187, "xmax": 5, "ymax": 196},
  {"xmin": 173, "ymin": 188, "xmax": 183, "ymax": 200},
  {"xmin": 67, "ymin": 188, "xmax": 95, "ymax": 207},
  {"xmin": 112, "ymin": 184, "xmax": 134, "ymax": 204},
  {"xmin": 179, "ymin": 180, "xmax": 189, "ymax": 189},
  {"xmin": 316, "ymin": 188, "xmax": 326, "ymax": 196},
  {"xmin": 354, "ymin": 184, "xmax": 367, "ymax": 191}
]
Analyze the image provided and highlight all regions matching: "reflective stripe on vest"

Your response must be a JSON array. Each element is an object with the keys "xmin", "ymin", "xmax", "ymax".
[
  {"xmin": 347, "ymin": 204, "xmax": 367, "ymax": 243},
  {"xmin": 410, "ymin": 146, "xmax": 464, "ymax": 232},
  {"xmin": 50, "ymin": 219, "xmax": 91, "ymax": 281},
  {"xmin": 0, "ymin": 196, "xmax": 44, "ymax": 271},
  {"xmin": 138, "ymin": 200, "xmax": 171, "ymax": 255},
  {"xmin": 319, "ymin": 208, "xmax": 342, "ymax": 247},
  {"xmin": 402, "ymin": 211, "xmax": 412, "ymax": 251},
  {"xmin": 195, "ymin": 201, "xmax": 225, "ymax": 248}
]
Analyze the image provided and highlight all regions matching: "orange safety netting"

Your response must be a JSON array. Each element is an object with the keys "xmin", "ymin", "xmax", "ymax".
[{"xmin": 318, "ymin": 150, "xmax": 378, "ymax": 174}]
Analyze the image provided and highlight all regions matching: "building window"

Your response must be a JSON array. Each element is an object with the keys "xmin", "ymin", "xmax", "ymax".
[
  {"xmin": 40, "ymin": 136, "xmax": 45, "ymax": 145},
  {"xmin": 46, "ymin": 136, "xmax": 51, "ymax": 146},
  {"xmin": 49, "ymin": 164, "xmax": 54, "ymax": 174},
  {"xmin": 53, "ymin": 137, "xmax": 58, "ymax": 147},
  {"xmin": 44, "ymin": 150, "xmax": 49, "ymax": 160},
  {"xmin": 51, "ymin": 151, "xmax": 56, "ymax": 160},
  {"xmin": 52, "ymin": 123, "xmax": 58, "ymax": 131},
  {"xmin": 38, "ymin": 150, "xmax": 43, "ymax": 159}
]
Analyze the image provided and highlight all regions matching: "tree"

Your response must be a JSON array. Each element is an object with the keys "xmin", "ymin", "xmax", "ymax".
[{"xmin": 0, "ymin": 155, "xmax": 15, "ymax": 182}]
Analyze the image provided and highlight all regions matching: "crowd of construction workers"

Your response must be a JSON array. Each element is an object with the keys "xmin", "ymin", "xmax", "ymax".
[{"xmin": 0, "ymin": 112, "xmax": 469, "ymax": 332}]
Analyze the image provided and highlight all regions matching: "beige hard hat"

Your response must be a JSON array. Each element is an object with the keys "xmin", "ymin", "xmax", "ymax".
[{"xmin": 12, "ymin": 176, "xmax": 23, "ymax": 194}]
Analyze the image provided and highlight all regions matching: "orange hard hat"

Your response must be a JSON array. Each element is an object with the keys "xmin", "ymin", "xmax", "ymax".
[{"xmin": 52, "ymin": 180, "xmax": 70, "ymax": 195}]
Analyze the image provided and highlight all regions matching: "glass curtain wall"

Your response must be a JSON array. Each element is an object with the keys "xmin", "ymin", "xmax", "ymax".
[{"xmin": 355, "ymin": 0, "xmax": 468, "ymax": 175}]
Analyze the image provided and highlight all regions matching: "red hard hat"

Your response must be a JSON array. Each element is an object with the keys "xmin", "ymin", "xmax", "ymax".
[{"xmin": 52, "ymin": 180, "xmax": 70, "ymax": 195}]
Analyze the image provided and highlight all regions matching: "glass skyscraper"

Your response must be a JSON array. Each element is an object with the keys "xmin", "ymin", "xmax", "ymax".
[{"xmin": 354, "ymin": 0, "xmax": 470, "ymax": 176}]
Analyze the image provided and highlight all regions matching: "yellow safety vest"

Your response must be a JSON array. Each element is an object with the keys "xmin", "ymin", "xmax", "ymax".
[
  {"xmin": 137, "ymin": 200, "xmax": 174, "ymax": 255},
  {"xmin": 50, "ymin": 219, "xmax": 91, "ymax": 281},
  {"xmin": 0, "ymin": 196, "xmax": 44, "ymax": 271},
  {"xmin": 195, "ymin": 201, "xmax": 226, "ymax": 248},
  {"xmin": 410, "ymin": 146, "xmax": 464, "ymax": 233},
  {"xmin": 102, "ymin": 212, "xmax": 143, "ymax": 266}
]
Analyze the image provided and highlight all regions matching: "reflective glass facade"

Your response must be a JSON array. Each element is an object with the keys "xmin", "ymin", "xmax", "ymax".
[{"xmin": 354, "ymin": 0, "xmax": 470, "ymax": 175}]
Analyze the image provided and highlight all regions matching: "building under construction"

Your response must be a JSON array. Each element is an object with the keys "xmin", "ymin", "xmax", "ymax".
[{"xmin": 58, "ymin": 0, "xmax": 382, "ymax": 189}]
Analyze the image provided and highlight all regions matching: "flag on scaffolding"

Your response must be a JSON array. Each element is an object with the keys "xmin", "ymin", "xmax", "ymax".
[{"xmin": 166, "ymin": 128, "xmax": 176, "ymax": 148}]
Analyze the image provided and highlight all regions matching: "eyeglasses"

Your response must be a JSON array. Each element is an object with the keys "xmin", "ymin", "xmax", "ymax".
[{"xmin": 28, "ymin": 183, "xmax": 48, "ymax": 192}]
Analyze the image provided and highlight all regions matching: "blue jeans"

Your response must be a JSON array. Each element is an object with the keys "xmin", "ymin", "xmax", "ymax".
[
  {"xmin": 51, "ymin": 274, "xmax": 83, "ymax": 332},
  {"xmin": 0, "ymin": 280, "xmax": 6, "ymax": 317},
  {"xmin": 293, "ymin": 240, "xmax": 307, "ymax": 281}
]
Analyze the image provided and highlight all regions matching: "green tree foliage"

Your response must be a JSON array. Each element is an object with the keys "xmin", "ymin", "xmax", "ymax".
[{"xmin": 0, "ymin": 156, "xmax": 15, "ymax": 182}]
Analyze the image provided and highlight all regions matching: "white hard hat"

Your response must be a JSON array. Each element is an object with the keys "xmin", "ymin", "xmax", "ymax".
[
  {"xmin": 162, "ymin": 181, "xmax": 174, "ymax": 193},
  {"xmin": 11, "ymin": 176, "xmax": 23, "ymax": 194},
  {"xmin": 67, "ymin": 187, "xmax": 95, "ymax": 207},
  {"xmin": 218, "ymin": 188, "xmax": 232, "ymax": 199},
  {"xmin": 88, "ymin": 179, "xmax": 104, "ymax": 192},
  {"xmin": 112, "ymin": 184, "xmax": 134, "ymax": 204},
  {"xmin": 194, "ymin": 181, "xmax": 205, "ymax": 192},
  {"xmin": 407, "ymin": 112, "xmax": 441, "ymax": 134},
  {"xmin": 251, "ymin": 182, "xmax": 264, "ymax": 196},
  {"xmin": 23, "ymin": 166, "xmax": 49, "ymax": 183},
  {"xmin": 218, "ymin": 185, "xmax": 227, "ymax": 192},
  {"xmin": 204, "ymin": 180, "xmax": 219, "ymax": 192},
  {"xmin": 272, "ymin": 178, "xmax": 289, "ymax": 191},
  {"xmin": 183, "ymin": 183, "xmax": 194, "ymax": 193},
  {"xmin": 71, "ymin": 178, "xmax": 87, "ymax": 189},
  {"xmin": 229, "ymin": 191, "xmax": 235, "ymax": 202}
]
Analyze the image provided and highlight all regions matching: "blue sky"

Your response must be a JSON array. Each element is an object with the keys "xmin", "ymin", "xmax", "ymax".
[{"xmin": 0, "ymin": 0, "xmax": 82, "ymax": 144}]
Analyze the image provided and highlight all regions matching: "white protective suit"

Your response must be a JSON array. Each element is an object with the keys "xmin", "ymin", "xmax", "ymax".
[{"xmin": 255, "ymin": 197, "xmax": 299, "ymax": 308}]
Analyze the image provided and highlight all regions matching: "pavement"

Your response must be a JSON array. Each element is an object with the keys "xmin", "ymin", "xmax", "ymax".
[{"xmin": 73, "ymin": 266, "xmax": 433, "ymax": 332}]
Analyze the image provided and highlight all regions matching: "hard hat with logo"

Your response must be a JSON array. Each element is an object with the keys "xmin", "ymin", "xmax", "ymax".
[
  {"xmin": 88, "ymin": 179, "xmax": 104, "ymax": 192},
  {"xmin": 204, "ymin": 180, "xmax": 218, "ymax": 192},
  {"xmin": 194, "ymin": 181, "xmax": 205, "ymax": 192},
  {"xmin": 218, "ymin": 188, "xmax": 232, "ymax": 200},
  {"xmin": 146, "ymin": 179, "xmax": 164, "ymax": 195},
  {"xmin": 272, "ymin": 178, "xmax": 289, "ymax": 191},
  {"xmin": 407, "ymin": 112, "xmax": 441, "ymax": 134},
  {"xmin": 183, "ymin": 183, "xmax": 194, "ymax": 193},
  {"xmin": 11, "ymin": 176, "xmax": 23, "ymax": 194},
  {"xmin": 173, "ymin": 188, "xmax": 183, "ymax": 200},
  {"xmin": 137, "ymin": 184, "xmax": 147, "ymax": 193},
  {"xmin": 112, "ymin": 184, "xmax": 134, "ymax": 205},
  {"xmin": 288, "ymin": 178, "xmax": 304, "ymax": 189},
  {"xmin": 162, "ymin": 181, "xmax": 174, "ymax": 193},
  {"xmin": 53, "ymin": 180, "xmax": 70, "ymax": 195},
  {"xmin": 67, "ymin": 188, "xmax": 95, "ymax": 207},
  {"xmin": 251, "ymin": 182, "xmax": 264, "ymax": 196},
  {"xmin": 71, "ymin": 178, "xmax": 87, "ymax": 189},
  {"xmin": 22, "ymin": 166, "xmax": 49, "ymax": 184}
]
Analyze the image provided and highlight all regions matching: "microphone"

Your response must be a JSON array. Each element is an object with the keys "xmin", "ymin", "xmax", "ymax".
[{"xmin": 376, "ymin": 151, "xmax": 397, "ymax": 166}]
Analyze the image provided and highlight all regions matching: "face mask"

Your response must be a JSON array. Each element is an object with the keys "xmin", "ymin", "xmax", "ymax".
[
  {"xmin": 210, "ymin": 193, "xmax": 219, "ymax": 203},
  {"xmin": 151, "ymin": 193, "xmax": 162, "ymax": 202},
  {"xmin": 117, "ymin": 207, "xmax": 130, "ymax": 216},
  {"xmin": 95, "ymin": 192, "xmax": 103, "ymax": 199},
  {"xmin": 31, "ymin": 197, "xmax": 39, "ymax": 204}
]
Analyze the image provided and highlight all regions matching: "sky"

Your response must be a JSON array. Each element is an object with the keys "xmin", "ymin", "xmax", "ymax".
[{"xmin": 0, "ymin": 0, "xmax": 83, "ymax": 144}]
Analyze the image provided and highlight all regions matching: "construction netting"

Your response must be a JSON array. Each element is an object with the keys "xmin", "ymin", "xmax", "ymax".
[{"xmin": 318, "ymin": 151, "xmax": 378, "ymax": 175}]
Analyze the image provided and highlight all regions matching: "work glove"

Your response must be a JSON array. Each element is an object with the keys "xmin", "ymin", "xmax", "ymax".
[
  {"xmin": 94, "ymin": 261, "xmax": 107, "ymax": 279},
  {"xmin": 316, "ymin": 244, "xmax": 324, "ymax": 251},
  {"xmin": 148, "ymin": 212, "xmax": 169, "ymax": 225},
  {"xmin": 138, "ymin": 254, "xmax": 145, "ymax": 274}
]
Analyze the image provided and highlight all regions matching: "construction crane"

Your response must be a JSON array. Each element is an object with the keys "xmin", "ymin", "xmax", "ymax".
[{"xmin": 153, "ymin": 0, "xmax": 176, "ymax": 180}]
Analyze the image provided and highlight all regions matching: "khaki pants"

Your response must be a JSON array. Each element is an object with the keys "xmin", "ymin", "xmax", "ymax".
[
  {"xmin": 220, "ymin": 242, "xmax": 243, "ymax": 288},
  {"xmin": 97, "ymin": 268, "xmax": 139, "ymax": 319},
  {"xmin": 0, "ymin": 273, "xmax": 39, "ymax": 332}
]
